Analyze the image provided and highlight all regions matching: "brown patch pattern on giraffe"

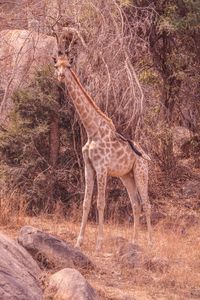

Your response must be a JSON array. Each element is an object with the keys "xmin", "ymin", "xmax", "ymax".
[{"xmin": 54, "ymin": 53, "xmax": 152, "ymax": 251}]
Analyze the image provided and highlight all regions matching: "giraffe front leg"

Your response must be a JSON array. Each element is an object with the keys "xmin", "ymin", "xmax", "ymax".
[
  {"xmin": 96, "ymin": 170, "xmax": 107, "ymax": 252},
  {"xmin": 75, "ymin": 153, "xmax": 95, "ymax": 249}
]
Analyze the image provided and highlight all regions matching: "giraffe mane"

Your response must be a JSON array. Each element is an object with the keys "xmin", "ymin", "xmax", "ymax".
[{"xmin": 69, "ymin": 69, "xmax": 116, "ymax": 130}]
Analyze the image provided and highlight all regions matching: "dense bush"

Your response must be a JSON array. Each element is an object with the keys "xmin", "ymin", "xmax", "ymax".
[
  {"xmin": 0, "ymin": 0, "xmax": 199, "ymax": 217},
  {"xmin": 0, "ymin": 68, "xmax": 83, "ymax": 213}
]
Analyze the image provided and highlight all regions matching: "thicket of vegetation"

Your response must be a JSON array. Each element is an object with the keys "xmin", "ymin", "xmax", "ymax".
[
  {"xmin": 0, "ymin": 68, "xmax": 84, "ymax": 213},
  {"xmin": 0, "ymin": 0, "xmax": 199, "ymax": 216}
]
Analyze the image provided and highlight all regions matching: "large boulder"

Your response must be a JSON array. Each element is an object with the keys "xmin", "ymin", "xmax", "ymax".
[
  {"xmin": 0, "ymin": 29, "xmax": 57, "ymax": 124},
  {"xmin": 18, "ymin": 226, "xmax": 94, "ymax": 270},
  {"xmin": 44, "ymin": 268, "xmax": 99, "ymax": 300},
  {"xmin": 0, "ymin": 232, "xmax": 42, "ymax": 299}
]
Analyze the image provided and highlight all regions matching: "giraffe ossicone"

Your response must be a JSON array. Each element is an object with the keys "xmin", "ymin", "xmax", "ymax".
[{"xmin": 54, "ymin": 51, "xmax": 152, "ymax": 251}]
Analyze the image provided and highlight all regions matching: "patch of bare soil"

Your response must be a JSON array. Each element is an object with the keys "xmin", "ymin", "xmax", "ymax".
[
  {"xmin": 1, "ymin": 156, "xmax": 199, "ymax": 299},
  {"xmin": 1, "ymin": 208, "xmax": 200, "ymax": 300}
]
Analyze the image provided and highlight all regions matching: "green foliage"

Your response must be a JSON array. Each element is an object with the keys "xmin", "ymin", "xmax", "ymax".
[
  {"xmin": 148, "ymin": 0, "xmax": 200, "ymax": 127},
  {"xmin": 0, "ymin": 67, "xmax": 82, "ymax": 212},
  {"xmin": 139, "ymin": 69, "xmax": 159, "ymax": 85},
  {"xmin": 160, "ymin": 1, "xmax": 200, "ymax": 33},
  {"xmin": 0, "ymin": 68, "xmax": 56, "ymax": 208},
  {"xmin": 119, "ymin": 0, "xmax": 132, "ymax": 6}
]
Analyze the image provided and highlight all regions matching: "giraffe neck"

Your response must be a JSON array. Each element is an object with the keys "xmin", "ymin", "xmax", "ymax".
[{"xmin": 64, "ymin": 68, "xmax": 115, "ymax": 137}]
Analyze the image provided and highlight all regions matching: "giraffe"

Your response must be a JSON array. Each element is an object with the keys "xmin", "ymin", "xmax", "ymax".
[{"xmin": 53, "ymin": 51, "xmax": 152, "ymax": 251}]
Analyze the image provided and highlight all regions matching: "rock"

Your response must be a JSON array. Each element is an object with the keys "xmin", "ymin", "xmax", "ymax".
[
  {"xmin": 18, "ymin": 226, "xmax": 94, "ymax": 270},
  {"xmin": 44, "ymin": 268, "xmax": 99, "ymax": 300},
  {"xmin": 0, "ymin": 232, "xmax": 42, "ymax": 300},
  {"xmin": 145, "ymin": 256, "xmax": 169, "ymax": 273},
  {"xmin": 172, "ymin": 126, "xmax": 192, "ymax": 156},
  {"xmin": 116, "ymin": 240, "xmax": 169, "ymax": 274},
  {"xmin": 182, "ymin": 180, "xmax": 200, "ymax": 198},
  {"xmin": 116, "ymin": 242, "xmax": 146, "ymax": 268},
  {"xmin": 109, "ymin": 236, "xmax": 129, "ymax": 248},
  {"xmin": 0, "ymin": 29, "xmax": 57, "ymax": 124},
  {"xmin": 116, "ymin": 239, "xmax": 169, "ymax": 274}
]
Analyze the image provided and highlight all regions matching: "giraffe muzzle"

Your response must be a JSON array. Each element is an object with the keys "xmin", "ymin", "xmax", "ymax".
[{"xmin": 59, "ymin": 74, "xmax": 65, "ymax": 81}]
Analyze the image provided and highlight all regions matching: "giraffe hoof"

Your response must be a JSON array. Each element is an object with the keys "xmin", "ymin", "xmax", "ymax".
[
  {"xmin": 75, "ymin": 237, "xmax": 83, "ymax": 249},
  {"xmin": 75, "ymin": 243, "xmax": 81, "ymax": 249},
  {"xmin": 132, "ymin": 238, "xmax": 139, "ymax": 245},
  {"xmin": 95, "ymin": 246, "xmax": 101, "ymax": 254},
  {"xmin": 95, "ymin": 240, "xmax": 103, "ymax": 253}
]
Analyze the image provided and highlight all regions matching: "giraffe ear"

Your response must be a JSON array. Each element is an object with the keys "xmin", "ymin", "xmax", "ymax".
[
  {"xmin": 52, "ymin": 56, "xmax": 57, "ymax": 63},
  {"xmin": 70, "ymin": 57, "xmax": 74, "ymax": 64},
  {"xmin": 58, "ymin": 50, "xmax": 63, "ymax": 56},
  {"xmin": 68, "ymin": 57, "xmax": 74, "ymax": 68}
]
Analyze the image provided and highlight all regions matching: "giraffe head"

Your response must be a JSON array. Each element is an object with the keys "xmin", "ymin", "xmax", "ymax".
[{"xmin": 53, "ymin": 51, "xmax": 71, "ymax": 82}]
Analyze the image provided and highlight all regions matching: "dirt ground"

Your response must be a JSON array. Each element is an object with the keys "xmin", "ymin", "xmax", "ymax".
[
  {"xmin": 1, "ymin": 158, "xmax": 200, "ymax": 299},
  {"xmin": 1, "ymin": 205, "xmax": 200, "ymax": 300}
]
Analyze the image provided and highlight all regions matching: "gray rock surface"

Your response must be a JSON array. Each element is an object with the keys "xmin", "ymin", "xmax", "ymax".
[
  {"xmin": 182, "ymin": 180, "xmax": 200, "ymax": 198},
  {"xmin": 0, "ymin": 29, "xmax": 57, "ymax": 124},
  {"xmin": 44, "ymin": 268, "xmax": 99, "ymax": 300},
  {"xmin": 116, "ymin": 241, "xmax": 169, "ymax": 273},
  {"xmin": 116, "ymin": 242, "xmax": 146, "ymax": 268},
  {"xmin": 0, "ymin": 232, "xmax": 42, "ymax": 300},
  {"xmin": 172, "ymin": 126, "xmax": 192, "ymax": 155},
  {"xmin": 18, "ymin": 226, "xmax": 94, "ymax": 270},
  {"xmin": 145, "ymin": 256, "xmax": 169, "ymax": 273}
]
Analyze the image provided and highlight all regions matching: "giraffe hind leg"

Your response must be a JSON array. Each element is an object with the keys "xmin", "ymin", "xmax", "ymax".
[
  {"xmin": 120, "ymin": 173, "xmax": 141, "ymax": 244},
  {"xmin": 133, "ymin": 159, "xmax": 152, "ymax": 244},
  {"xmin": 95, "ymin": 169, "xmax": 107, "ymax": 252}
]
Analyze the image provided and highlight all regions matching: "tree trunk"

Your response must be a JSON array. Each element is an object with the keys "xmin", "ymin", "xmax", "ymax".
[
  {"xmin": 49, "ymin": 116, "xmax": 59, "ymax": 167},
  {"xmin": 149, "ymin": 20, "xmax": 181, "ymax": 173}
]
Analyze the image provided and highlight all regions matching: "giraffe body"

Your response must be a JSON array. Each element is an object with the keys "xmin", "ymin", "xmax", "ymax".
[
  {"xmin": 54, "ymin": 53, "xmax": 152, "ymax": 251},
  {"xmin": 87, "ymin": 134, "xmax": 134, "ymax": 177}
]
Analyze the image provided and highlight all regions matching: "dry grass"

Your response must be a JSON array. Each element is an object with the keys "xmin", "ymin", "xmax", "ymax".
[
  {"xmin": 0, "ymin": 194, "xmax": 27, "ymax": 227},
  {"xmin": 0, "ymin": 201, "xmax": 200, "ymax": 300}
]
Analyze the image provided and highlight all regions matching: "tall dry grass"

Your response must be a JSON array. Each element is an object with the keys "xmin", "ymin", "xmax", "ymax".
[
  {"xmin": 0, "ymin": 194, "xmax": 28, "ymax": 227},
  {"xmin": 0, "ymin": 196, "xmax": 199, "ymax": 299}
]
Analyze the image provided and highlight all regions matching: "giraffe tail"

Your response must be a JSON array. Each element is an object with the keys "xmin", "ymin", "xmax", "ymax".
[
  {"xmin": 141, "ymin": 152, "xmax": 151, "ymax": 161},
  {"xmin": 127, "ymin": 140, "xmax": 151, "ymax": 161}
]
